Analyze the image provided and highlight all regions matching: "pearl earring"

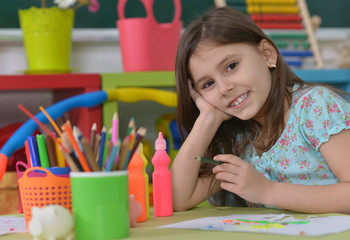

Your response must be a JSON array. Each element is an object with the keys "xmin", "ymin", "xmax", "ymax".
[{"xmin": 270, "ymin": 63, "xmax": 276, "ymax": 68}]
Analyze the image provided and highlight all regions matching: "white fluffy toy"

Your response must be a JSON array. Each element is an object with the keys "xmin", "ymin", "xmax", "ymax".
[{"xmin": 29, "ymin": 205, "xmax": 74, "ymax": 240}]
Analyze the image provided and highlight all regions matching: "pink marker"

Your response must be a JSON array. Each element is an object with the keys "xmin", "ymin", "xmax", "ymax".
[{"xmin": 152, "ymin": 132, "xmax": 173, "ymax": 217}]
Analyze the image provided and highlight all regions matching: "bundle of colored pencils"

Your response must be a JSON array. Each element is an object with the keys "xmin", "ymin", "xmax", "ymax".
[{"xmin": 19, "ymin": 104, "xmax": 147, "ymax": 172}]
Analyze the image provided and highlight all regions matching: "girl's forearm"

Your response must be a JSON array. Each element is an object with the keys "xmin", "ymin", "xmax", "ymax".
[
  {"xmin": 265, "ymin": 181, "xmax": 350, "ymax": 214},
  {"xmin": 171, "ymin": 113, "xmax": 222, "ymax": 211}
]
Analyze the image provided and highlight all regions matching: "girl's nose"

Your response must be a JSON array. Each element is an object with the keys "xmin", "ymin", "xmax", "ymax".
[{"xmin": 218, "ymin": 79, "xmax": 234, "ymax": 96}]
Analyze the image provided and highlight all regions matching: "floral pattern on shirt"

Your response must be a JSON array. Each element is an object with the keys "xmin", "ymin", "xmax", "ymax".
[{"xmin": 244, "ymin": 84, "xmax": 350, "ymax": 187}]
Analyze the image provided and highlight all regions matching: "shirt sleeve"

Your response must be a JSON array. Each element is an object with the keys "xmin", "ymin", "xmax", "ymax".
[{"xmin": 295, "ymin": 86, "xmax": 350, "ymax": 151}]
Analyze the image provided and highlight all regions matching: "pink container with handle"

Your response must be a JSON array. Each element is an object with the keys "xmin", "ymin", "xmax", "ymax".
[{"xmin": 117, "ymin": 0, "xmax": 182, "ymax": 72}]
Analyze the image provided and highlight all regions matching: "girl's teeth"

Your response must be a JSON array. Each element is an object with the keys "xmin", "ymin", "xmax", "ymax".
[{"xmin": 232, "ymin": 93, "xmax": 247, "ymax": 106}]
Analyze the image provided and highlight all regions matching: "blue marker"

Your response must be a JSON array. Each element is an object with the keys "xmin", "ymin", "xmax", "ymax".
[{"xmin": 27, "ymin": 136, "xmax": 40, "ymax": 167}]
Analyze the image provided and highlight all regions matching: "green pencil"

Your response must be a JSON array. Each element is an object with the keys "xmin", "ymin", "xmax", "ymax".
[{"xmin": 195, "ymin": 157, "xmax": 224, "ymax": 165}]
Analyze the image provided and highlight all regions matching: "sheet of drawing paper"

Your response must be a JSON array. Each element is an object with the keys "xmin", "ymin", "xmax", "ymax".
[
  {"xmin": 0, "ymin": 216, "xmax": 27, "ymax": 235},
  {"xmin": 159, "ymin": 214, "xmax": 350, "ymax": 236}
]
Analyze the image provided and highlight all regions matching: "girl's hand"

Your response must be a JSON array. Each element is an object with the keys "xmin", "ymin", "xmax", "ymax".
[
  {"xmin": 188, "ymin": 81, "xmax": 231, "ymax": 122},
  {"xmin": 212, "ymin": 154, "xmax": 272, "ymax": 205}
]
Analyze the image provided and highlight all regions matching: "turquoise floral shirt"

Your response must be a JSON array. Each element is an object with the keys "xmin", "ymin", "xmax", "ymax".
[
  {"xmin": 210, "ymin": 84, "xmax": 350, "ymax": 207},
  {"xmin": 244, "ymin": 84, "xmax": 350, "ymax": 186}
]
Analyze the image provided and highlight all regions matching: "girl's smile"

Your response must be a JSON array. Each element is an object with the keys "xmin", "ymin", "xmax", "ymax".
[{"xmin": 228, "ymin": 91, "xmax": 249, "ymax": 109}]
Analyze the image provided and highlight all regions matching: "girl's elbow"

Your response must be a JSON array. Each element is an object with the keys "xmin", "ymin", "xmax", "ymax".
[
  {"xmin": 173, "ymin": 202, "xmax": 190, "ymax": 212},
  {"xmin": 173, "ymin": 205, "xmax": 188, "ymax": 212},
  {"xmin": 173, "ymin": 200, "xmax": 195, "ymax": 212}
]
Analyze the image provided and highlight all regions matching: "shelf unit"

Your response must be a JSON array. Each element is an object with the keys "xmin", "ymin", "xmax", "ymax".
[{"xmin": 0, "ymin": 73, "xmax": 102, "ymax": 139}]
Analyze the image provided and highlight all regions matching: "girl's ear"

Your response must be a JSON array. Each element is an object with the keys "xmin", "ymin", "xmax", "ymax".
[{"xmin": 259, "ymin": 39, "xmax": 277, "ymax": 68}]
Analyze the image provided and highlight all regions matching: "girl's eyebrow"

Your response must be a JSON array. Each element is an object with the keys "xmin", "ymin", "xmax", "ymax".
[{"xmin": 216, "ymin": 53, "xmax": 238, "ymax": 69}]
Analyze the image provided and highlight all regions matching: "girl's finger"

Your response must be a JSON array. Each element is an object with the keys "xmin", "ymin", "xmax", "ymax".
[
  {"xmin": 213, "ymin": 163, "xmax": 239, "ymax": 175},
  {"xmin": 214, "ymin": 154, "xmax": 242, "ymax": 166},
  {"xmin": 215, "ymin": 171, "xmax": 237, "ymax": 182},
  {"xmin": 220, "ymin": 181, "xmax": 238, "ymax": 193}
]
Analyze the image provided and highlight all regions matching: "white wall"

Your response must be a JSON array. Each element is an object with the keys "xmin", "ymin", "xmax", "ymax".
[
  {"xmin": 1, "ymin": 28, "xmax": 350, "ymax": 75},
  {"xmin": 0, "ymin": 29, "xmax": 123, "ymax": 74}
]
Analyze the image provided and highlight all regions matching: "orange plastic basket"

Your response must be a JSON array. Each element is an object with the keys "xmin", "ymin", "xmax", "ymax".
[{"xmin": 17, "ymin": 167, "xmax": 72, "ymax": 228}]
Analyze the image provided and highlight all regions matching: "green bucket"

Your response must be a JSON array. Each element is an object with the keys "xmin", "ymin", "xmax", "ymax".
[{"xmin": 19, "ymin": 7, "xmax": 74, "ymax": 74}]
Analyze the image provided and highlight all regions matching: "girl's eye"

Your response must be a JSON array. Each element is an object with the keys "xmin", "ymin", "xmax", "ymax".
[
  {"xmin": 226, "ymin": 62, "xmax": 238, "ymax": 72},
  {"xmin": 202, "ymin": 80, "xmax": 214, "ymax": 89}
]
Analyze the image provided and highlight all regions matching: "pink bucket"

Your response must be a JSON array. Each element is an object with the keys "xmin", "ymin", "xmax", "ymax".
[{"xmin": 117, "ymin": 0, "xmax": 182, "ymax": 72}]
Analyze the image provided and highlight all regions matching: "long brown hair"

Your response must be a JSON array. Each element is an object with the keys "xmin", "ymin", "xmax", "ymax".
[{"xmin": 175, "ymin": 7, "xmax": 306, "ymax": 190}]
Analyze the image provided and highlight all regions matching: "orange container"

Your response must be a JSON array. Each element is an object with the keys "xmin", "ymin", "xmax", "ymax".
[
  {"xmin": 17, "ymin": 167, "xmax": 72, "ymax": 229},
  {"xmin": 127, "ymin": 151, "xmax": 147, "ymax": 222},
  {"xmin": 117, "ymin": 0, "xmax": 182, "ymax": 72}
]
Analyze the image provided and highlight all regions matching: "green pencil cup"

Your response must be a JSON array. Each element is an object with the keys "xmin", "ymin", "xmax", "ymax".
[
  {"xmin": 70, "ymin": 171, "xmax": 130, "ymax": 240},
  {"xmin": 18, "ymin": 7, "xmax": 74, "ymax": 74}
]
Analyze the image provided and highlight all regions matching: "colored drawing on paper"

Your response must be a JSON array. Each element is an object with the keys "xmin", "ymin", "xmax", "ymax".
[
  {"xmin": 0, "ymin": 216, "xmax": 27, "ymax": 235},
  {"xmin": 202, "ymin": 215, "xmax": 308, "ymax": 232},
  {"xmin": 160, "ymin": 214, "xmax": 350, "ymax": 236},
  {"xmin": 213, "ymin": 218, "xmax": 309, "ymax": 231}
]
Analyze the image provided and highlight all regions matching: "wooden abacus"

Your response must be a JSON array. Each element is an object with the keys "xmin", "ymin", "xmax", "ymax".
[{"xmin": 214, "ymin": 0, "xmax": 324, "ymax": 68}]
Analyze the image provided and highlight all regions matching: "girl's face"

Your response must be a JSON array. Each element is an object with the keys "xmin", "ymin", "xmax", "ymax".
[{"xmin": 189, "ymin": 40, "xmax": 277, "ymax": 123}]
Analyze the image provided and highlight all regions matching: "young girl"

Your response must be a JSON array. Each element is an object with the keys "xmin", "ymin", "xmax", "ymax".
[{"xmin": 170, "ymin": 6, "xmax": 350, "ymax": 214}]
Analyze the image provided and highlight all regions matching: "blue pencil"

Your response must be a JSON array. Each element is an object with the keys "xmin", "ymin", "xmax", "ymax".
[
  {"xmin": 105, "ymin": 140, "xmax": 120, "ymax": 171},
  {"xmin": 97, "ymin": 126, "xmax": 107, "ymax": 168},
  {"xmin": 27, "ymin": 136, "xmax": 41, "ymax": 167}
]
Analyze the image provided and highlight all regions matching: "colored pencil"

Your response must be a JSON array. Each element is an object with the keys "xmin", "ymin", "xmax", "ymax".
[
  {"xmin": 122, "ymin": 128, "xmax": 136, "ymax": 170},
  {"xmin": 39, "ymin": 106, "xmax": 63, "ymax": 137},
  {"xmin": 102, "ymin": 128, "xmax": 113, "ymax": 169},
  {"xmin": 24, "ymin": 139, "xmax": 32, "ymax": 168},
  {"xmin": 97, "ymin": 126, "xmax": 107, "ymax": 168},
  {"xmin": 117, "ymin": 136, "xmax": 130, "ymax": 170},
  {"xmin": 90, "ymin": 122, "xmax": 97, "ymax": 148},
  {"xmin": 59, "ymin": 147, "xmax": 80, "ymax": 172},
  {"xmin": 80, "ymin": 137, "xmax": 100, "ymax": 172},
  {"xmin": 194, "ymin": 157, "xmax": 224, "ymax": 165},
  {"xmin": 126, "ymin": 117, "xmax": 135, "ymax": 136},
  {"xmin": 129, "ymin": 127, "xmax": 147, "ymax": 163},
  {"xmin": 105, "ymin": 139, "xmax": 120, "ymax": 171},
  {"xmin": 61, "ymin": 132, "xmax": 83, "ymax": 171},
  {"xmin": 93, "ymin": 133, "xmax": 101, "ymax": 160},
  {"xmin": 18, "ymin": 104, "xmax": 70, "ymax": 154},
  {"xmin": 73, "ymin": 126, "xmax": 85, "ymax": 153},
  {"xmin": 112, "ymin": 112, "xmax": 119, "ymax": 145},
  {"xmin": 63, "ymin": 122, "xmax": 91, "ymax": 172},
  {"xmin": 111, "ymin": 145, "xmax": 121, "ymax": 171}
]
